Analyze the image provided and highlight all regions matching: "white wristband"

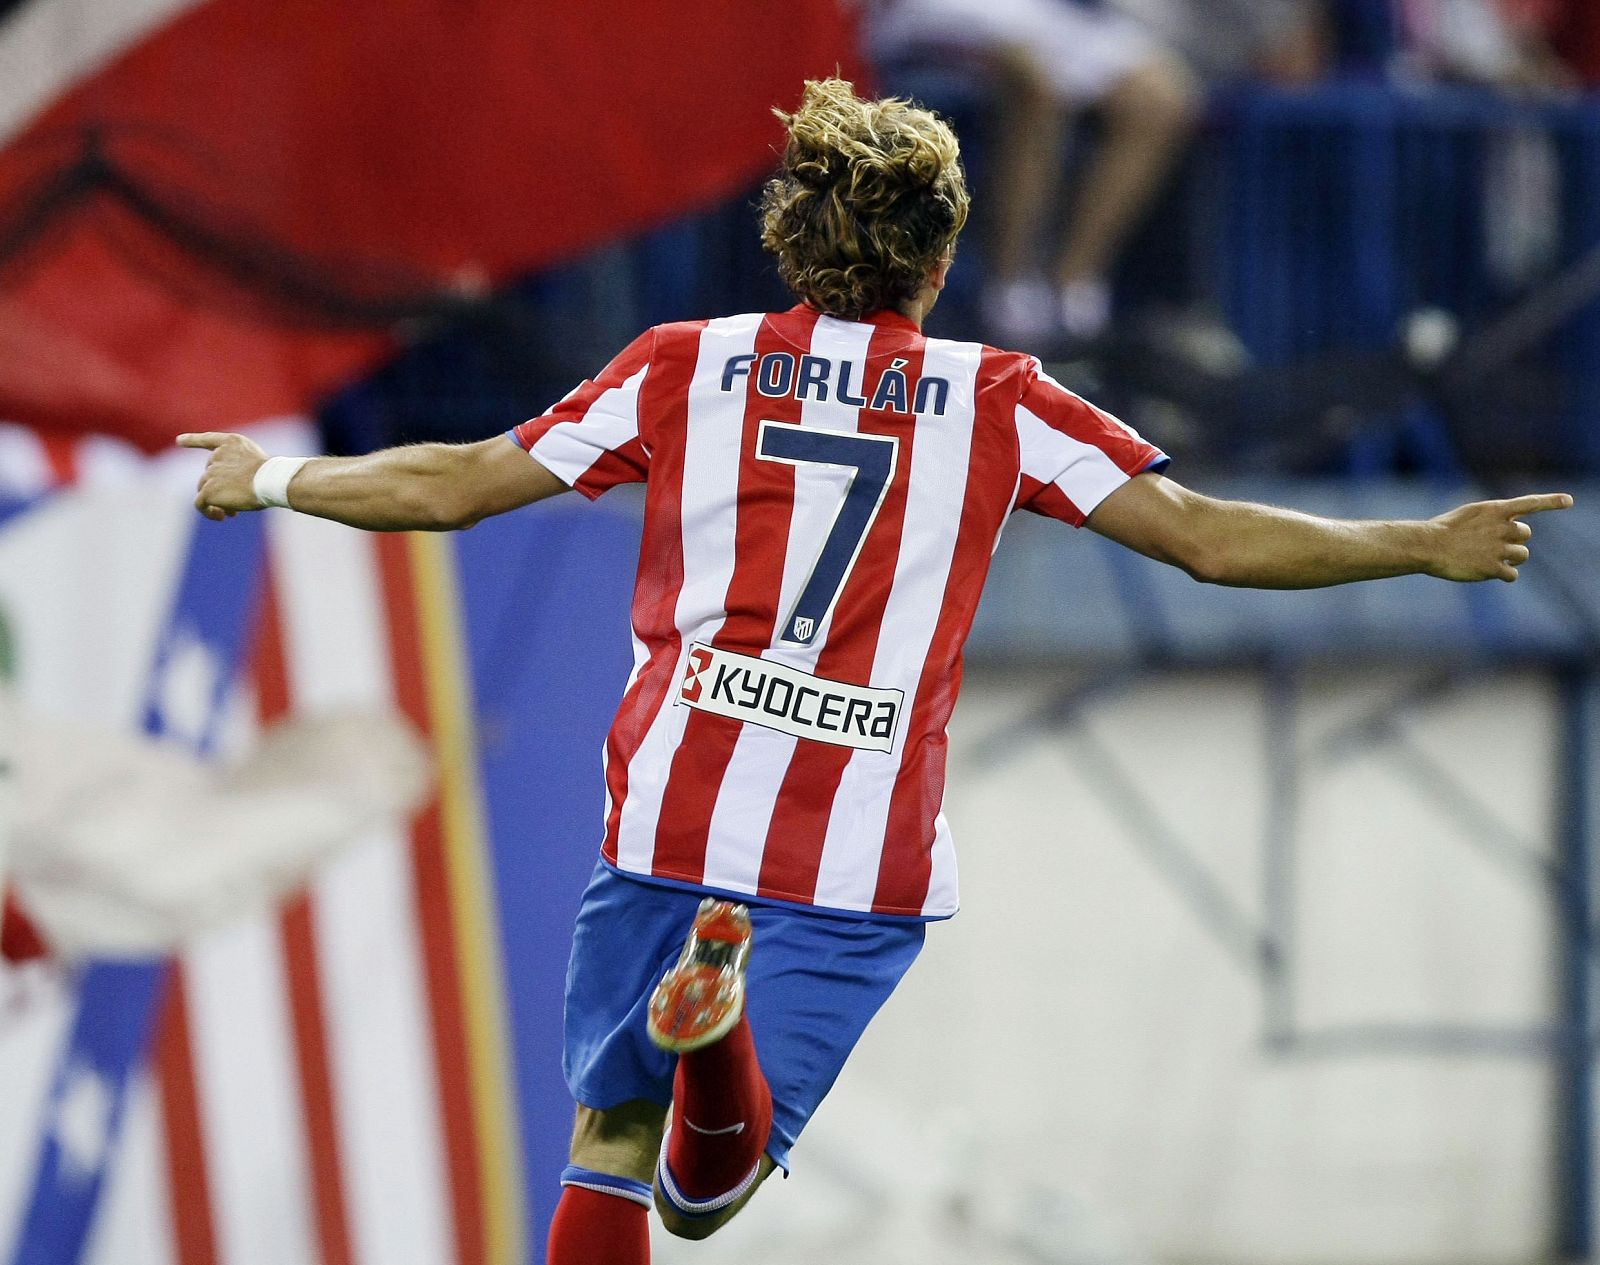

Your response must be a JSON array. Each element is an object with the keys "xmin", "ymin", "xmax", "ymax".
[{"xmin": 252, "ymin": 455, "xmax": 312, "ymax": 509}]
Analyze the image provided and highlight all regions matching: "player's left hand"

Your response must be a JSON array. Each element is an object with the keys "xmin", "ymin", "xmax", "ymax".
[
  {"xmin": 178, "ymin": 432, "xmax": 268, "ymax": 521},
  {"xmin": 1427, "ymin": 493, "xmax": 1574, "ymax": 582}
]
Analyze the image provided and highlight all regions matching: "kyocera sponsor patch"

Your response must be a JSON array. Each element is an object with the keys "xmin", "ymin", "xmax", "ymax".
[{"xmin": 677, "ymin": 643, "xmax": 903, "ymax": 753}]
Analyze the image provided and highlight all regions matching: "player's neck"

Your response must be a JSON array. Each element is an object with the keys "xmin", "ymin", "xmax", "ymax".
[
  {"xmin": 897, "ymin": 295, "xmax": 931, "ymax": 330},
  {"xmin": 898, "ymin": 277, "xmax": 942, "ymax": 329}
]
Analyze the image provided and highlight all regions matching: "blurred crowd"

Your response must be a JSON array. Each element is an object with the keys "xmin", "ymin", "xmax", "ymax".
[{"xmin": 865, "ymin": 0, "xmax": 1600, "ymax": 351}]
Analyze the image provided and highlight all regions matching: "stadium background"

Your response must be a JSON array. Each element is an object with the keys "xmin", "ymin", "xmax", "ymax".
[{"xmin": 1, "ymin": 2, "xmax": 1598, "ymax": 1264}]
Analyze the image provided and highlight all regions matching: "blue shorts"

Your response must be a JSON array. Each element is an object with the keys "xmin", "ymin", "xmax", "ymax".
[{"xmin": 563, "ymin": 861, "xmax": 925, "ymax": 1172}]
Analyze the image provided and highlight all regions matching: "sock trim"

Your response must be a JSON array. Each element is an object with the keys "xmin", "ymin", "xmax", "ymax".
[
  {"xmin": 559, "ymin": 1164, "xmax": 653, "ymax": 1209},
  {"xmin": 655, "ymin": 1126, "xmax": 761, "ymax": 1217}
]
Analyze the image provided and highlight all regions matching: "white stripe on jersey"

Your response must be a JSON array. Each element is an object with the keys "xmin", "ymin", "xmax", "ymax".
[
  {"xmin": 527, "ymin": 361, "xmax": 649, "ymax": 487},
  {"xmin": 1015, "ymin": 402, "xmax": 1132, "ymax": 518},
  {"xmin": 811, "ymin": 337, "xmax": 982, "ymax": 913},
  {"xmin": 698, "ymin": 315, "xmax": 873, "ymax": 895},
  {"xmin": 923, "ymin": 810, "xmax": 960, "ymax": 915},
  {"xmin": 613, "ymin": 313, "xmax": 763, "ymax": 874}
]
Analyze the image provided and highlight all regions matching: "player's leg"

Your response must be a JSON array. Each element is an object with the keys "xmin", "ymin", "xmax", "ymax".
[
  {"xmin": 569, "ymin": 1100, "xmax": 664, "ymax": 1187},
  {"xmin": 547, "ymin": 1101, "xmax": 663, "ymax": 1265},
  {"xmin": 647, "ymin": 899, "xmax": 777, "ymax": 1238},
  {"xmin": 651, "ymin": 897, "xmax": 928, "ymax": 1239},
  {"xmin": 552, "ymin": 862, "xmax": 687, "ymax": 1263}
]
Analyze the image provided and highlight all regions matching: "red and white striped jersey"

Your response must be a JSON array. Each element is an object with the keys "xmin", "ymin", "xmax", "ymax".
[{"xmin": 510, "ymin": 305, "xmax": 1167, "ymax": 918}]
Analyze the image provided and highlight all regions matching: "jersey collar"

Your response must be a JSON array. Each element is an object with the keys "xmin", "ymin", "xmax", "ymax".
[{"xmin": 794, "ymin": 304, "xmax": 922, "ymax": 345}]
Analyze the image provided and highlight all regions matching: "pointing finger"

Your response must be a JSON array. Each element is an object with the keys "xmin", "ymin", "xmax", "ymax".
[
  {"xmin": 176, "ymin": 432, "xmax": 233, "ymax": 451},
  {"xmin": 1502, "ymin": 493, "xmax": 1574, "ymax": 517}
]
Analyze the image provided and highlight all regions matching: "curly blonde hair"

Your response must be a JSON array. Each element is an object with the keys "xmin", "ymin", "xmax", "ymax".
[{"xmin": 760, "ymin": 78, "xmax": 970, "ymax": 320}]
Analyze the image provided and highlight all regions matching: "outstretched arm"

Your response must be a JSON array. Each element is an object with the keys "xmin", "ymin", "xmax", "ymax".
[
  {"xmin": 178, "ymin": 432, "xmax": 569, "ymax": 531},
  {"xmin": 1086, "ymin": 472, "xmax": 1573, "ymax": 587}
]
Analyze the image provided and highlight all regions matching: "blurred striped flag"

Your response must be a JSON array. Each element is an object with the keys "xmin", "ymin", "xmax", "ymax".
[{"xmin": 0, "ymin": 424, "xmax": 525, "ymax": 1265}]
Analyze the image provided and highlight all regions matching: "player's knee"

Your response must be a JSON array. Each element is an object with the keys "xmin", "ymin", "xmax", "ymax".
[{"xmin": 568, "ymin": 1102, "xmax": 663, "ymax": 1187}]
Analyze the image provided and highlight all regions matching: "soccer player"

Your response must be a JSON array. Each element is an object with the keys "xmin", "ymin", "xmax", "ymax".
[{"xmin": 181, "ymin": 78, "xmax": 1571, "ymax": 1264}]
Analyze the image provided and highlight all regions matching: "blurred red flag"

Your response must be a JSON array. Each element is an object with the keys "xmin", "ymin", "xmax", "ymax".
[{"xmin": 0, "ymin": 0, "xmax": 864, "ymax": 448}]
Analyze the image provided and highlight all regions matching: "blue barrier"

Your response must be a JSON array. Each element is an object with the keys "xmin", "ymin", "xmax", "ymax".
[{"xmin": 1211, "ymin": 86, "xmax": 1600, "ymax": 471}]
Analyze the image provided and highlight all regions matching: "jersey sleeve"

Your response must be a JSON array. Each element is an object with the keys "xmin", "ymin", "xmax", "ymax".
[
  {"xmin": 507, "ymin": 328, "xmax": 655, "ymax": 499},
  {"xmin": 1012, "ymin": 361, "xmax": 1169, "ymax": 526}
]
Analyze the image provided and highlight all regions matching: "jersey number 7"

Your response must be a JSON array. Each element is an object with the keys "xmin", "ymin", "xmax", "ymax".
[{"xmin": 756, "ymin": 421, "xmax": 900, "ymax": 647}]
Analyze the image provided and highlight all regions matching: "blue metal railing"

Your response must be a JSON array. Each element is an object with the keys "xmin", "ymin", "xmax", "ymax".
[{"xmin": 1214, "ymin": 87, "xmax": 1600, "ymax": 469}]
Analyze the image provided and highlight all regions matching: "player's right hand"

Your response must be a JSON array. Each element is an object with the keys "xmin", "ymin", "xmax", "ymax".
[
  {"xmin": 1426, "ymin": 493, "xmax": 1573, "ymax": 582},
  {"xmin": 177, "ymin": 431, "xmax": 268, "ymax": 521}
]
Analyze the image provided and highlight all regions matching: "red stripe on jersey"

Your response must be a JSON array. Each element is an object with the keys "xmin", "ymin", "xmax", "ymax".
[
  {"xmin": 1079, "ymin": 400, "xmax": 1160, "ymax": 474},
  {"xmin": 755, "ymin": 330, "xmax": 927, "ymax": 903},
  {"xmin": 599, "ymin": 322, "xmax": 706, "ymax": 862},
  {"xmin": 1016, "ymin": 474, "xmax": 1084, "ymax": 525},
  {"xmin": 873, "ymin": 346, "xmax": 1020, "ymax": 914},
  {"xmin": 573, "ymin": 435, "xmax": 649, "ymax": 498},
  {"xmin": 647, "ymin": 309, "xmax": 819, "ymax": 884}
]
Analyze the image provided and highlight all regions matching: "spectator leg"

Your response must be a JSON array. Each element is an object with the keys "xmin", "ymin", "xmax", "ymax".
[{"xmin": 1052, "ymin": 51, "xmax": 1197, "ymax": 294}]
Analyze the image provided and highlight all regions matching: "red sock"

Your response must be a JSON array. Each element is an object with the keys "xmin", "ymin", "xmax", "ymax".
[
  {"xmin": 547, "ymin": 1184, "xmax": 649, "ymax": 1265},
  {"xmin": 662, "ymin": 1014, "xmax": 772, "ymax": 1205}
]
